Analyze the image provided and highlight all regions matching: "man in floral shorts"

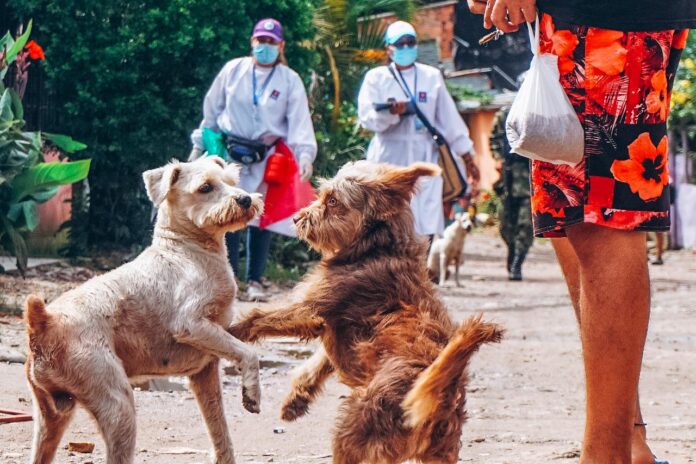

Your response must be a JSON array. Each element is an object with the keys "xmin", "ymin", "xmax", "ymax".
[{"xmin": 467, "ymin": 1, "xmax": 694, "ymax": 463}]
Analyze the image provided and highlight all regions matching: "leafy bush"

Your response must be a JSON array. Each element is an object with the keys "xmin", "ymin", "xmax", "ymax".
[
  {"xmin": 0, "ymin": 21, "xmax": 90, "ymax": 273},
  {"xmin": 8, "ymin": 0, "xmax": 316, "ymax": 251},
  {"xmin": 670, "ymin": 33, "xmax": 696, "ymax": 129}
]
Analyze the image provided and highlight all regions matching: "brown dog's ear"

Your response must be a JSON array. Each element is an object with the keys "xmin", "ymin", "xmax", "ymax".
[
  {"xmin": 376, "ymin": 162, "xmax": 441, "ymax": 198},
  {"xmin": 362, "ymin": 162, "xmax": 441, "ymax": 219},
  {"xmin": 143, "ymin": 163, "xmax": 182, "ymax": 207}
]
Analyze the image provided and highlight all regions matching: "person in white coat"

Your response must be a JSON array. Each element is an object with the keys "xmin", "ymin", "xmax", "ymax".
[
  {"xmin": 190, "ymin": 18, "xmax": 317, "ymax": 301},
  {"xmin": 358, "ymin": 21, "xmax": 479, "ymax": 237}
]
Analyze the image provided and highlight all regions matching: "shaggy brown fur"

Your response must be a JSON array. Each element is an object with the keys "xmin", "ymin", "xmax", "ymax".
[{"xmin": 230, "ymin": 161, "xmax": 503, "ymax": 464}]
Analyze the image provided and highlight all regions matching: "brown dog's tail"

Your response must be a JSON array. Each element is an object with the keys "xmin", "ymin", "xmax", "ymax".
[
  {"xmin": 24, "ymin": 295, "xmax": 50, "ymax": 337},
  {"xmin": 401, "ymin": 315, "xmax": 503, "ymax": 428}
]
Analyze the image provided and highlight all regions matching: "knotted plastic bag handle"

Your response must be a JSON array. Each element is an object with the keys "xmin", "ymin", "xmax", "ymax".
[{"xmin": 527, "ymin": 15, "xmax": 540, "ymax": 55}]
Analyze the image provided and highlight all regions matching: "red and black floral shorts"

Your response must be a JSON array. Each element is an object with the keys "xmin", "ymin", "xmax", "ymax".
[{"xmin": 531, "ymin": 14, "xmax": 690, "ymax": 237}]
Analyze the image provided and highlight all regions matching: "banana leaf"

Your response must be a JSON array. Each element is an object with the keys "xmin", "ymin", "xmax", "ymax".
[
  {"xmin": 43, "ymin": 133, "xmax": 88, "ymax": 153},
  {"xmin": 6, "ymin": 20, "xmax": 33, "ymax": 63},
  {"xmin": 11, "ymin": 159, "xmax": 91, "ymax": 202},
  {"xmin": 7, "ymin": 200, "xmax": 38, "ymax": 231}
]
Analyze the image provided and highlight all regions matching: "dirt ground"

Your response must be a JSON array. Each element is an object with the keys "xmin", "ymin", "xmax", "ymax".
[{"xmin": 1, "ymin": 231, "xmax": 695, "ymax": 463}]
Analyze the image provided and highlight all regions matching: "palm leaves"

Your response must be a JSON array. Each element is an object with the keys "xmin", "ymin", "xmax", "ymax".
[{"xmin": 311, "ymin": 0, "xmax": 416, "ymax": 127}]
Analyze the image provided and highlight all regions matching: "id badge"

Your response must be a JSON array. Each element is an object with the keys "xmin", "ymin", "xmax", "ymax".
[{"xmin": 414, "ymin": 116, "xmax": 425, "ymax": 132}]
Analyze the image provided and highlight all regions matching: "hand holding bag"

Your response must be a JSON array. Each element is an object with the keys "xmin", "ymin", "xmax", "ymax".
[{"xmin": 505, "ymin": 16, "xmax": 584, "ymax": 166}]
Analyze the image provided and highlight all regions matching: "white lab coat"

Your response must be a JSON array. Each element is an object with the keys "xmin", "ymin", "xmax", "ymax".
[
  {"xmin": 358, "ymin": 63, "xmax": 474, "ymax": 236},
  {"xmin": 193, "ymin": 57, "xmax": 317, "ymax": 236}
]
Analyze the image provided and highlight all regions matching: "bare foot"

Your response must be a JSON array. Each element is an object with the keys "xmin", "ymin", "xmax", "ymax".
[{"xmin": 632, "ymin": 424, "xmax": 656, "ymax": 464}]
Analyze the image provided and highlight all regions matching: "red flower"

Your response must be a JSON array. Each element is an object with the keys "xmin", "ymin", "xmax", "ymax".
[
  {"xmin": 611, "ymin": 133, "xmax": 668, "ymax": 202},
  {"xmin": 540, "ymin": 14, "xmax": 579, "ymax": 75},
  {"xmin": 585, "ymin": 206, "xmax": 666, "ymax": 230},
  {"xmin": 586, "ymin": 29, "xmax": 627, "ymax": 78},
  {"xmin": 645, "ymin": 70, "xmax": 668, "ymax": 121},
  {"xmin": 531, "ymin": 162, "xmax": 585, "ymax": 217},
  {"xmin": 25, "ymin": 40, "xmax": 45, "ymax": 60}
]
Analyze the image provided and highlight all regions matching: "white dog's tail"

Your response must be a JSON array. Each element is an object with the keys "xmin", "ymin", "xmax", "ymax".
[
  {"xmin": 401, "ymin": 315, "xmax": 503, "ymax": 428},
  {"xmin": 24, "ymin": 295, "xmax": 50, "ymax": 337}
]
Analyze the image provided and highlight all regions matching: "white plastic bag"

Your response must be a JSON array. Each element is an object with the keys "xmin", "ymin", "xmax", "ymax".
[{"xmin": 506, "ymin": 16, "xmax": 584, "ymax": 166}]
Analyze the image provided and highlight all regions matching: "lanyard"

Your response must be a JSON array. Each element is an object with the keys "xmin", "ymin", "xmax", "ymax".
[
  {"xmin": 393, "ymin": 64, "xmax": 418, "ymax": 103},
  {"xmin": 252, "ymin": 64, "xmax": 277, "ymax": 106}
]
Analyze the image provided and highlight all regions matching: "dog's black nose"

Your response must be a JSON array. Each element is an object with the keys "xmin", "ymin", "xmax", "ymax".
[
  {"xmin": 236, "ymin": 195, "xmax": 252, "ymax": 209},
  {"xmin": 293, "ymin": 215, "xmax": 300, "ymax": 224}
]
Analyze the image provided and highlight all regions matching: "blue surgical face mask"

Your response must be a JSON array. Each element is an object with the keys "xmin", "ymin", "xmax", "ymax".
[
  {"xmin": 392, "ymin": 45, "xmax": 418, "ymax": 67},
  {"xmin": 253, "ymin": 43, "xmax": 279, "ymax": 65}
]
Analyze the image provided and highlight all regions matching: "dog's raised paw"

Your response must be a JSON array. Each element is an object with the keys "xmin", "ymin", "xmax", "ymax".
[
  {"xmin": 280, "ymin": 394, "xmax": 310, "ymax": 422},
  {"xmin": 242, "ymin": 386, "xmax": 261, "ymax": 414}
]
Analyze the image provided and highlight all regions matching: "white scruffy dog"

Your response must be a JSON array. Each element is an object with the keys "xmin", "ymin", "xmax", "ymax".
[
  {"xmin": 23, "ymin": 156, "xmax": 263, "ymax": 464},
  {"xmin": 427, "ymin": 212, "xmax": 473, "ymax": 287}
]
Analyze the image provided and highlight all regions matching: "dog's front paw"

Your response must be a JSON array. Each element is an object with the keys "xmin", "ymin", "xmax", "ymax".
[
  {"xmin": 229, "ymin": 312, "xmax": 263, "ymax": 342},
  {"xmin": 242, "ymin": 385, "xmax": 261, "ymax": 414},
  {"xmin": 280, "ymin": 393, "xmax": 311, "ymax": 422},
  {"xmin": 299, "ymin": 317, "xmax": 325, "ymax": 341}
]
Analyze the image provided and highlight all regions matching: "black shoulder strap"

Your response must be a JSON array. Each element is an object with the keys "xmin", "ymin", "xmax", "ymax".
[{"xmin": 387, "ymin": 65, "xmax": 445, "ymax": 147}]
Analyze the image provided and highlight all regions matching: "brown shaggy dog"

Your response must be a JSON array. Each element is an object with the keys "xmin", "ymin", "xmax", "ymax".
[{"xmin": 230, "ymin": 161, "xmax": 503, "ymax": 464}]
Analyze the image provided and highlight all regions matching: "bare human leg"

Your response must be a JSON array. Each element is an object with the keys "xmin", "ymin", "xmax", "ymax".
[{"xmin": 552, "ymin": 234, "xmax": 655, "ymax": 464}]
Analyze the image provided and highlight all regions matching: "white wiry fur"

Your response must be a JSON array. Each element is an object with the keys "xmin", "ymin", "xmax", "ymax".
[
  {"xmin": 427, "ymin": 212, "xmax": 473, "ymax": 287},
  {"xmin": 24, "ymin": 156, "xmax": 263, "ymax": 464}
]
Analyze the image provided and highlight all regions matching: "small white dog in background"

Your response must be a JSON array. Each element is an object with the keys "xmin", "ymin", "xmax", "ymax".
[{"xmin": 428, "ymin": 212, "xmax": 474, "ymax": 287}]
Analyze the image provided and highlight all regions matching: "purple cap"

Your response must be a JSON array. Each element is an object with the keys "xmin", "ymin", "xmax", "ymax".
[{"xmin": 252, "ymin": 18, "xmax": 284, "ymax": 42}]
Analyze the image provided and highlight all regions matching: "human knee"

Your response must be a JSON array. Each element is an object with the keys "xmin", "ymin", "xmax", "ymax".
[{"xmin": 566, "ymin": 224, "xmax": 646, "ymax": 266}]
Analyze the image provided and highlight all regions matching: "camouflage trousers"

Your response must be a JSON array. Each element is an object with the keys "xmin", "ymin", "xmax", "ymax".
[{"xmin": 499, "ymin": 196, "xmax": 534, "ymax": 256}]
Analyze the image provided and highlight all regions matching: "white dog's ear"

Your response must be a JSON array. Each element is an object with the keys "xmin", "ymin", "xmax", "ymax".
[
  {"xmin": 223, "ymin": 162, "xmax": 241, "ymax": 185},
  {"xmin": 454, "ymin": 212, "xmax": 462, "ymax": 220},
  {"xmin": 143, "ymin": 164, "xmax": 182, "ymax": 207}
]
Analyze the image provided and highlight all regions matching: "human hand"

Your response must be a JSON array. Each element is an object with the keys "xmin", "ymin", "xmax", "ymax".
[
  {"xmin": 299, "ymin": 155, "xmax": 313, "ymax": 181},
  {"xmin": 467, "ymin": 0, "xmax": 487, "ymax": 14},
  {"xmin": 484, "ymin": 0, "xmax": 537, "ymax": 32},
  {"xmin": 389, "ymin": 101, "xmax": 408, "ymax": 115},
  {"xmin": 462, "ymin": 153, "xmax": 481, "ymax": 184}
]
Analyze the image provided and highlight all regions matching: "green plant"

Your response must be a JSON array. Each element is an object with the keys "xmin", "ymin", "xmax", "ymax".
[
  {"xmin": 477, "ymin": 190, "xmax": 502, "ymax": 219},
  {"xmin": 8, "ymin": 0, "xmax": 316, "ymax": 252},
  {"xmin": 0, "ymin": 21, "xmax": 90, "ymax": 273},
  {"xmin": 310, "ymin": 0, "xmax": 416, "ymax": 128},
  {"xmin": 447, "ymin": 83, "xmax": 494, "ymax": 106}
]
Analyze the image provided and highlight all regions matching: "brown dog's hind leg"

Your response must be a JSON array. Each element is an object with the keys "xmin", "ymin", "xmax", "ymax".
[
  {"xmin": 28, "ymin": 384, "xmax": 76, "ymax": 464},
  {"xmin": 189, "ymin": 360, "xmax": 235, "ymax": 464},
  {"xmin": 332, "ymin": 360, "xmax": 421, "ymax": 464},
  {"xmin": 281, "ymin": 346, "xmax": 334, "ymax": 421}
]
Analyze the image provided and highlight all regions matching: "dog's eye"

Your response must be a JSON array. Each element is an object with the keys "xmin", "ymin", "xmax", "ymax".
[
  {"xmin": 198, "ymin": 183, "xmax": 214, "ymax": 194},
  {"xmin": 327, "ymin": 197, "xmax": 337, "ymax": 207}
]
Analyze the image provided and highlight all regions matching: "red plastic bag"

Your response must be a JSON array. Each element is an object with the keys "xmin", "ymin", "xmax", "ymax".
[{"xmin": 260, "ymin": 140, "xmax": 316, "ymax": 229}]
